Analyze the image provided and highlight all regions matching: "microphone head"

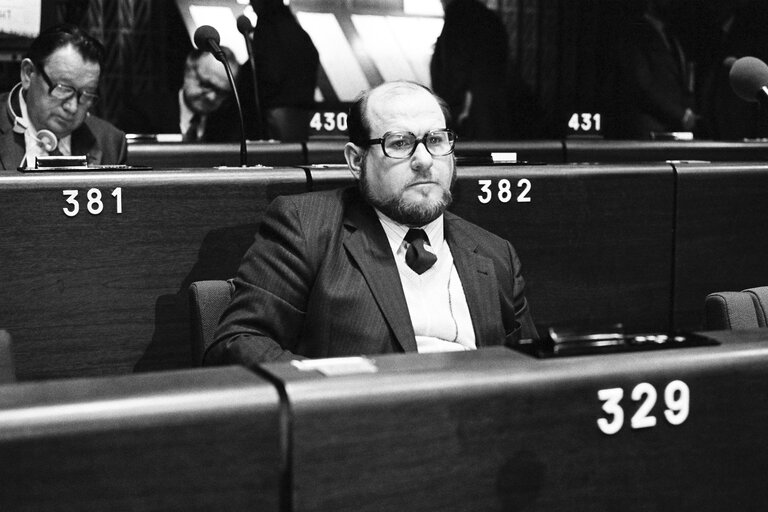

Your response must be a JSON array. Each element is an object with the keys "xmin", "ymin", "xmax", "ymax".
[
  {"xmin": 729, "ymin": 56, "xmax": 768, "ymax": 102},
  {"xmin": 236, "ymin": 15, "xmax": 253, "ymax": 35},
  {"xmin": 193, "ymin": 25, "xmax": 221, "ymax": 51}
]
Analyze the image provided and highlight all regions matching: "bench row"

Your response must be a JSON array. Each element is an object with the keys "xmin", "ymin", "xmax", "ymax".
[
  {"xmin": 2, "ymin": 162, "xmax": 767, "ymax": 380},
  {"xmin": 124, "ymin": 138, "xmax": 768, "ymax": 168},
  {"xmin": 2, "ymin": 332, "xmax": 767, "ymax": 511}
]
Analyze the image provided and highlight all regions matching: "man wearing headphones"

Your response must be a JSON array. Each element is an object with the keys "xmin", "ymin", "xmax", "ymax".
[{"xmin": 0, "ymin": 23, "xmax": 126, "ymax": 170}]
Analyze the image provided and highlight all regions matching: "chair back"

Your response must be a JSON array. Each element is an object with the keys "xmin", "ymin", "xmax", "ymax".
[
  {"xmin": 0, "ymin": 330, "xmax": 15, "ymax": 383},
  {"xmin": 704, "ymin": 286, "xmax": 768, "ymax": 330},
  {"xmin": 189, "ymin": 280, "xmax": 235, "ymax": 365}
]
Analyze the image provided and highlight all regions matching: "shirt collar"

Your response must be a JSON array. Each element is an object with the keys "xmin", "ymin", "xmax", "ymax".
[{"xmin": 375, "ymin": 209, "xmax": 445, "ymax": 256}]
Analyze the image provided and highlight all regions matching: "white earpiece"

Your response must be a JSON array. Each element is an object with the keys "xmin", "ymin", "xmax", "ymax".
[{"xmin": 7, "ymin": 83, "xmax": 59, "ymax": 152}]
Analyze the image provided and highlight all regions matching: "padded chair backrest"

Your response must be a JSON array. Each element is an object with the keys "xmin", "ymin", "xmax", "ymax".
[
  {"xmin": 0, "ymin": 330, "xmax": 15, "ymax": 383},
  {"xmin": 704, "ymin": 286, "xmax": 768, "ymax": 330},
  {"xmin": 743, "ymin": 287, "xmax": 768, "ymax": 327},
  {"xmin": 189, "ymin": 280, "xmax": 235, "ymax": 366}
]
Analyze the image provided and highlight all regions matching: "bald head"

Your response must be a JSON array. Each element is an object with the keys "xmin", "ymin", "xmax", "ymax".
[{"xmin": 347, "ymin": 81, "xmax": 450, "ymax": 146}]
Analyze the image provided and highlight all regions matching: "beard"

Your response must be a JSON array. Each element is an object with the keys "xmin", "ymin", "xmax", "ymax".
[{"xmin": 359, "ymin": 160, "xmax": 457, "ymax": 226}]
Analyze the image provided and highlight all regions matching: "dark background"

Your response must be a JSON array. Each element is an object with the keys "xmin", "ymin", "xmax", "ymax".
[{"xmin": 1, "ymin": 0, "xmax": 764, "ymax": 140}]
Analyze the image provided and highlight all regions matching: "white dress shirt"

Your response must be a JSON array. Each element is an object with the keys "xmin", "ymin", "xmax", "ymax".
[{"xmin": 376, "ymin": 211, "xmax": 476, "ymax": 353}]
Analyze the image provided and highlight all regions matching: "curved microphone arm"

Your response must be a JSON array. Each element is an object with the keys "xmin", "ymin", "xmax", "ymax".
[
  {"xmin": 194, "ymin": 25, "xmax": 248, "ymax": 166},
  {"xmin": 221, "ymin": 57, "xmax": 248, "ymax": 167}
]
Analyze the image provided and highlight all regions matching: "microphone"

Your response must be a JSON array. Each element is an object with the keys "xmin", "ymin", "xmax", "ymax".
[
  {"xmin": 729, "ymin": 56, "xmax": 768, "ymax": 103},
  {"xmin": 193, "ymin": 25, "xmax": 248, "ymax": 166},
  {"xmin": 236, "ymin": 14, "xmax": 263, "ymax": 140},
  {"xmin": 236, "ymin": 14, "xmax": 253, "ymax": 38},
  {"xmin": 193, "ymin": 25, "xmax": 226, "ymax": 62}
]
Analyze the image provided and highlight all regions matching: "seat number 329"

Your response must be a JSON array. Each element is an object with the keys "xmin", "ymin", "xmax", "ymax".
[{"xmin": 597, "ymin": 380, "xmax": 690, "ymax": 435}]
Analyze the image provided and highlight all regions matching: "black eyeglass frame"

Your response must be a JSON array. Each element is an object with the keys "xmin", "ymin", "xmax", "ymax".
[
  {"xmin": 34, "ymin": 62, "xmax": 100, "ymax": 106},
  {"xmin": 363, "ymin": 128, "xmax": 457, "ymax": 159}
]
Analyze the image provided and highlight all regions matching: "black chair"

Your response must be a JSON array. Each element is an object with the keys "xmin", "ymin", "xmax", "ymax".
[
  {"xmin": 704, "ymin": 286, "xmax": 768, "ymax": 330},
  {"xmin": 188, "ymin": 279, "xmax": 235, "ymax": 366},
  {"xmin": 0, "ymin": 330, "xmax": 16, "ymax": 383}
]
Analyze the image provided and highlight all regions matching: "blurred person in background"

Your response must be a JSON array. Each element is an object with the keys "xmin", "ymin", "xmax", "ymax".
[
  {"xmin": 119, "ymin": 47, "xmax": 241, "ymax": 142},
  {"xmin": 431, "ymin": 0, "xmax": 511, "ymax": 140}
]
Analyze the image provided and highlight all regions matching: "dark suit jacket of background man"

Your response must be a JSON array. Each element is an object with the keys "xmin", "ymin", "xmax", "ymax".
[
  {"xmin": 615, "ymin": 19, "xmax": 695, "ymax": 139},
  {"xmin": 206, "ymin": 186, "xmax": 537, "ymax": 366},
  {"xmin": 117, "ymin": 91, "xmax": 241, "ymax": 142},
  {"xmin": 430, "ymin": 0, "xmax": 510, "ymax": 140},
  {"xmin": 0, "ymin": 92, "xmax": 127, "ymax": 170}
]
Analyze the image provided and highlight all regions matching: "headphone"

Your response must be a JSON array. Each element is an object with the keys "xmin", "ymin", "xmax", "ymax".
[{"xmin": 7, "ymin": 83, "xmax": 59, "ymax": 153}]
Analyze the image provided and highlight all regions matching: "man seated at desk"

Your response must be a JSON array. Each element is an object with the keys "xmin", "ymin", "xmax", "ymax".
[
  {"xmin": 0, "ymin": 24, "xmax": 127, "ymax": 170},
  {"xmin": 119, "ymin": 48, "xmax": 241, "ymax": 142},
  {"xmin": 205, "ymin": 80, "xmax": 537, "ymax": 366}
]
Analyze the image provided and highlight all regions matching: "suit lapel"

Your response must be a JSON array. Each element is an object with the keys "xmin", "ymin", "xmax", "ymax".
[
  {"xmin": 445, "ymin": 214, "xmax": 504, "ymax": 347},
  {"xmin": 0, "ymin": 96, "xmax": 25, "ymax": 170},
  {"xmin": 0, "ymin": 130, "xmax": 25, "ymax": 171},
  {"xmin": 342, "ymin": 194, "xmax": 418, "ymax": 353}
]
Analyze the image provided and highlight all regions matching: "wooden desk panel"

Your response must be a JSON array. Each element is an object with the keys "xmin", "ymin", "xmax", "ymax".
[
  {"xmin": 308, "ymin": 164, "xmax": 675, "ymax": 334},
  {"xmin": 127, "ymin": 141, "xmax": 305, "ymax": 168},
  {"xmin": 0, "ymin": 367, "xmax": 283, "ymax": 511},
  {"xmin": 0, "ymin": 169, "xmax": 309, "ymax": 380},
  {"xmin": 450, "ymin": 164, "xmax": 675, "ymax": 333},
  {"xmin": 263, "ymin": 334, "xmax": 768, "ymax": 511},
  {"xmin": 673, "ymin": 162, "xmax": 768, "ymax": 330}
]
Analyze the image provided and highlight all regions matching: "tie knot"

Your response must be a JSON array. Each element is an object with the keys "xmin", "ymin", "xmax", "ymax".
[
  {"xmin": 404, "ymin": 229, "xmax": 437, "ymax": 275},
  {"xmin": 405, "ymin": 228, "xmax": 429, "ymax": 245}
]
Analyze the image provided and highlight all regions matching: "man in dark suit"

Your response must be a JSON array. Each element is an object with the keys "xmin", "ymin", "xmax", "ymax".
[
  {"xmin": 118, "ymin": 48, "xmax": 241, "ymax": 142},
  {"xmin": 614, "ymin": 0, "xmax": 698, "ymax": 139},
  {"xmin": 430, "ymin": 0, "xmax": 510, "ymax": 140},
  {"xmin": 0, "ymin": 24, "xmax": 126, "ymax": 170},
  {"xmin": 205, "ymin": 81, "xmax": 536, "ymax": 366}
]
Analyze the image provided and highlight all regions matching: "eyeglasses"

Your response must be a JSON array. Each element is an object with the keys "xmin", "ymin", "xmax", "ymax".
[
  {"xmin": 364, "ymin": 129, "xmax": 457, "ymax": 159},
  {"xmin": 35, "ymin": 63, "xmax": 99, "ymax": 106}
]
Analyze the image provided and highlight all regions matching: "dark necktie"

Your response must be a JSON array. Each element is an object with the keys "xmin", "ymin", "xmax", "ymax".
[
  {"xmin": 183, "ymin": 114, "xmax": 201, "ymax": 142},
  {"xmin": 404, "ymin": 229, "xmax": 437, "ymax": 275}
]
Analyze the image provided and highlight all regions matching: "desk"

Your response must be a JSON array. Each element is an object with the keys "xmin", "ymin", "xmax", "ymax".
[
  {"xmin": 303, "ymin": 139, "xmax": 566, "ymax": 166},
  {"xmin": 456, "ymin": 139, "xmax": 565, "ymax": 164},
  {"xmin": 0, "ymin": 168, "xmax": 308, "ymax": 380},
  {"xmin": 565, "ymin": 139, "xmax": 768, "ymax": 163},
  {"xmin": 0, "ymin": 366, "xmax": 282, "ymax": 511},
  {"xmin": 127, "ymin": 141, "xmax": 305, "ymax": 168},
  {"xmin": 261, "ymin": 331, "xmax": 768, "ymax": 511}
]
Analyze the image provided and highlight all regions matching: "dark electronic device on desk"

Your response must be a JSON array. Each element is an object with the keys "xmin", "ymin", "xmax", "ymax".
[
  {"xmin": 19, "ymin": 155, "xmax": 151, "ymax": 172},
  {"xmin": 515, "ymin": 323, "xmax": 718, "ymax": 358}
]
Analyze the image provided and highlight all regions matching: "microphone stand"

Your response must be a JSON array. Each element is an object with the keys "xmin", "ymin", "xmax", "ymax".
[
  {"xmin": 216, "ymin": 53, "xmax": 248, "ymax": 167},
  {"xmin": 194, "ymin": 25, "xmax": 248, "ymax": 166}
]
